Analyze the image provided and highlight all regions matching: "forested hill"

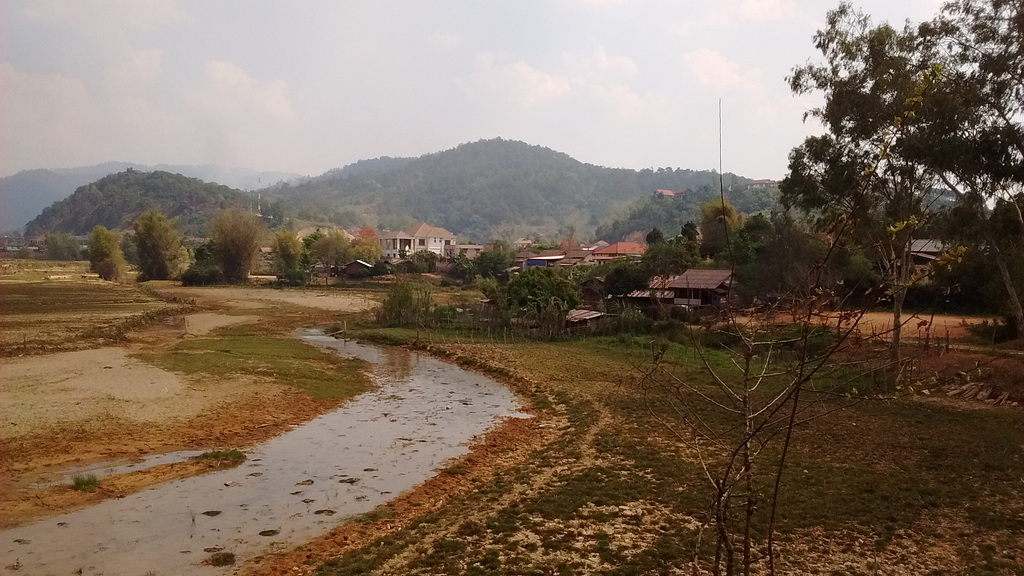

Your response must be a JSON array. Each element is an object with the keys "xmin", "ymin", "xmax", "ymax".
[
  {"xmin": 25, "ymin": 170, "xmax": 253, "ymax": 236},
  {"xmin": 267, "ymin": 138, "xmax": 759, "ymax": 242},
  {"xmin": 2, "ymin": 162, "xmax": 299, "ymax": 232}
]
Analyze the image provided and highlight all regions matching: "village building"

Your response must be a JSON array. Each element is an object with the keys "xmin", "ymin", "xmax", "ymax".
[
  {"xmin": 445, "ymin": 243, "xmax": 485, "ymax": 259},
  {"xmin": 629, "ymin": 269, "xmax": 735, "ymax": 309},
  {"xmin": 379, "ymin": 223, "xmax": 456, "ymax": 260},
  {"xmin": 591, "ymin": 241, "xmax": 646, "ymax": 263}
]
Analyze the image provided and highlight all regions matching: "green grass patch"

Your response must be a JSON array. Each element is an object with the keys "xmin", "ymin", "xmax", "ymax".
[
  {"xmin": 70, "ymin": 473, "xmax": 98, "ymax": 492},
  {"xmin": 132, "ymin": 327, "xmax": 371, "ymax": 399},
  {"xmin": 193, "ymin": 449, "xmax": 246, "ymax": 465}
]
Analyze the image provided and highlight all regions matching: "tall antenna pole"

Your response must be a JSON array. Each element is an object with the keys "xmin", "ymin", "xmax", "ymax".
[{"xmin": 719, "ymin": 98, "xmax": 734, "ymax": 300}]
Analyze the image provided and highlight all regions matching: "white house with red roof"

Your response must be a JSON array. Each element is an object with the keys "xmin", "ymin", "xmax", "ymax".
[{"xmin": 379, "ymin": 223, "xmax": 456, "ymax": 259}]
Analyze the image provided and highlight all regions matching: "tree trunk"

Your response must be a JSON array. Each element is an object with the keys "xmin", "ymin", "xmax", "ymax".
[{"xmin": 992, "ymin": 244, "xmax": 1024, "ymax": 339}]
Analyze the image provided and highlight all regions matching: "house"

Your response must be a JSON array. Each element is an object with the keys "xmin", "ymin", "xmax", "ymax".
[
  {"xmin": 581, "ymin": 240, "xmax": 610, "ymax": 251},
  {"xmin": 910, "ymin": 239, "xmax": 945, "ymax": 267},
  {"xmin": 565, "ymin": 309, "xmax": 606, "ymax": 333},
  {"xmin": 523, "ymin": 249, "xmax": 567, "ymax": 269},
  {"xmin": 747, "ymin": 179, "xmax": 778, "ymax": 190},
  {"xmin": 340, "ymin": 259, "xmax": 374, "ymax": 277},
  {"xmin": 513, "ymin": 238, "xmax": 534, "ymax": 250},
  {"xmin": 630, "ymin": 269, "xmax": 734, "ymax": 308},
  {"xmin": 655, "ymin": 187, "xmax": 690, "ymax": 198},
  {"xmin": 591, "ymin": 241, "xmax": 646, "ymax": 262},
  {"xmin": 379, "ymin": 223, "xmax": 456, "ymax": 260},
  {"xmin": 445, "ymin": 243, "xmax": 485, "ymax": 259},
  {"xmin": 557, "ymin": 249, "xmax": 595, "ymax": 268}
]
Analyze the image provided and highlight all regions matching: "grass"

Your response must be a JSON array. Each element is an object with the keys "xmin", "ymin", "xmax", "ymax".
[
  {"xmin": 311, "ymin": 323, "xmax": 1024, "ymax": 575},
  {"xmin": 132, "ymin": 324, "xmax": 371, "ymax": 399},
  {"xmin": 0, "ymin": 279, "xmax": 184, "ymax": 353},
  {"xmin": 203, "ymin": 551, "xmax": 236, "ymax": 566},
  {"xmin": 70, "ymin": 473, "xmax": 99, "ymax": 492},
  {"xmin": 193, "ymin": 449, "xmax": 246, "ymax": 465}
]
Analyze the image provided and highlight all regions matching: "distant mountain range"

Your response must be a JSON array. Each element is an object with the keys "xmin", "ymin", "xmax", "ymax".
[
  {"xmin": 10, "ymin": 139, "xmax": 777, "ymax": 242},
  {"xmin": 0, "ymin": 162, "xmax": 300, "ymax": 232}
]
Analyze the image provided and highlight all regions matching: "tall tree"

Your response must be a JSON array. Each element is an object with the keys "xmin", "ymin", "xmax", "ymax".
[
  {"xmin": 132, "ymin": 209, "xmax": 183, "ymax": 281},
  {"xmin": 914, "ymin": 0, "xmax": 1024, "ymax": 337},
  {"xmin": 209, "ymin": 209, "xmax": 265, "ymax": 283},
  {"xmin": 88, "ymin": 225, "xmax": 126, "ymax": 281},
  {"xmin": 271, "ymin": 229, "xmax": 304, "ymax": 277},
  {"xmin": 309, "ymin": 229, "xmax": 353, "ymax": 271},
  {"xmin": 783, "ymin": 3, "xmax": 943, "ymax": 372}
]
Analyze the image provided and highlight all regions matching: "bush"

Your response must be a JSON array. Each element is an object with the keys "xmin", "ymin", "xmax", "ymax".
[
  {"xmin": 181, "ymin": 264, "xmax": 223, "ymax": 286},
  {"xmin": 278, "ymin": 268, "xmax": 311, "ymax": 286},
  {"xmin": 71, "ymin": 473, "xmax": 98, "ymax": 491},
  {"xmin": 377, "ymin": 282, "xmax": 431, "ymax": 327}
]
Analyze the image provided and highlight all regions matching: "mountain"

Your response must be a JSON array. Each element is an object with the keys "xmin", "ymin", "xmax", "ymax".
[
  {"xmin": 0, "ymin": 163, "xmax": 301, "ymax": 232},
  {"xmin": 25, "ymin": 170, "xmax": 255, "ymax": 237},
  {"xmin": 267, "ymin": 138, "xmax": 762, "ymax": 242}
]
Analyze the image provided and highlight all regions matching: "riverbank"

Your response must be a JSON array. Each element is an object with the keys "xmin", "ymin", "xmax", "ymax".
[{"xmin": 0, "ymin": 279, "xmax": 378, "ymax": 528}]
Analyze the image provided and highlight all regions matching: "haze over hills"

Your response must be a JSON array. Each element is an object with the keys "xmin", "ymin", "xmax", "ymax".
[
  {"xmin": 266, "ymin": 138, "xmax": 771, "ymax": 242},
  {"xmin": 15, "ymin": 139, "xmax": 778, "ymax": 242},
  {"xmin": 0, "ymin": 163, "xmax": 301, "ymax": 232}
]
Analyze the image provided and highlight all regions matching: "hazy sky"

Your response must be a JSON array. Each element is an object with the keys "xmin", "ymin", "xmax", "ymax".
[{"xmin": 2, "ymin": 0, "xmax": 945, "ymax": 180}]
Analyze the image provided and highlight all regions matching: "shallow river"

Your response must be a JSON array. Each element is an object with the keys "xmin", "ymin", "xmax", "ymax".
[{"xmin": 2, "ymin": 331, "xmax": 525, "ymax": 575}]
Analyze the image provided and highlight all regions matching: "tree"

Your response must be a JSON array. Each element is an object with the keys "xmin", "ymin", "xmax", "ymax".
[
  {"xmin": 132, "ymin": 209, "xmax": 183, "ymax": 281},
  {"xmin": 271, "ymin": 229, "xmax": 304, "ymax": 279},
  {"xmin": 88, "ymin": 225, "xmax": 125, "ymax": 281},
  {"xmin": 310, "ymin": 229, "xmax": 353, "ymax": 272},
  {"xmin": 645, "ymin": 227, "xmax": 666, "ymax": 245},
  {"xmin": 641, "ymin": 237, "xmax": 700, "ymax": 280},
  {"xmin": 44, "ymin": 232, "xmax": 81, "ymax": 260},
  {"xmin": 475, "ymin": 241, "xmax": 516, "ymax": 283},
  {"xmin": 699, "ymin": 200, "xmax": 741, "ymax": 258},
  {"xmin": 351, "ymin": 227, "xmax": 382, "ymax": 262},
  {"xmin": 209, "ymin": 209, "xmax": 265, "ymax": 283},
  {"xmin": 180, "ymin": 241, "xmax": 223, "ymax": 286},
  {"xmin": 604, "ymin": 261, "xmax": 648, "ymax": 297},
  {"xmin": 506, "ymin": 266, "xmax": 580, "ymax": 316},
  {"xmin": 912, "ymin": 0, "xmax": 1024, "ymax": 337},
  {"xmin": 783, "ymin": 3, "xmax": 943, "ymax": 372}
]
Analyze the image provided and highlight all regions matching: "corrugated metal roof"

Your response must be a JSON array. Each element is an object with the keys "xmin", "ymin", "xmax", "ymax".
[
  {"xmin": 662, "ymin": 269, "xmax": 733, "ymax": 290},
  {"xmin": 565, "ymin": 309, "xmax": 605, "ymax": 322}
]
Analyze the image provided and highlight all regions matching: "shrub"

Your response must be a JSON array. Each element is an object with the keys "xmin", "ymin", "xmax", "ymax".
[
  {"xmin": 71, "ymin": 473, "xmax": 98, "ymax": 491},
  {"xmin": 181, "ymin": 264, "xmax": 223, "ymax": 286},
  {"xmin": 377, "ymin": 282, "xmax": 432, "ymax": 327}
]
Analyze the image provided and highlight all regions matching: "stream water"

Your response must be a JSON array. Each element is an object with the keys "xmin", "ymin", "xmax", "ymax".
[{"xmin": 2, "ymin": 331, "xmax": 525, "ymax": 575}]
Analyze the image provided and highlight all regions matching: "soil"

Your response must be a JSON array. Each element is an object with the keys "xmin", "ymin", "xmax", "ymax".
[{"xmin": 0, "ymin": 284, "xmax": 377, "ymax": 529}]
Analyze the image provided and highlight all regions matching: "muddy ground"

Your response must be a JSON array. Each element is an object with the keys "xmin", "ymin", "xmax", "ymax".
[{"xmin": 0, "ymin": 275, "xmax": 382, "ymax": 528}]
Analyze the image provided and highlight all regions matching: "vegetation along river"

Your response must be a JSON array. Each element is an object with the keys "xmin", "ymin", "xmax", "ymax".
[{"xmin": 2, "ymin": 330, "xmax": 526, "ymax": 575}]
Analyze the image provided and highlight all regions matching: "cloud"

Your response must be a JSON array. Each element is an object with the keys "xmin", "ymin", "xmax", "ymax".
[
  {"xmin": 459, "ymin": 52, "xmax": 573, "ymax": 107},
  {"xmin": 20, "ymin": 0, "xmax": 187, "ymax": 34},
  {"xmin": 706, "ymin": 0, "xmax": 801, "ymax": 24},
  {"xmin": 682, "ymin": 48, "xmax": 761, "ymax": 92},
  {"xmin": 429, "ymin": 32, "xmax": 463, "ymax": 51},
  {"xmin": 562, "ymin": 45, "xmax": 638, "ymax": 80},
  {"xmin": 196, "ymin": 60, "xmax": 294, "ymax": 121}
]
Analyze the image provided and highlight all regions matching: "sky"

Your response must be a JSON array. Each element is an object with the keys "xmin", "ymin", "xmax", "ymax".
[{"xmin": 1, "ymin": 0, "xmax": 946, "ymax": 181}]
